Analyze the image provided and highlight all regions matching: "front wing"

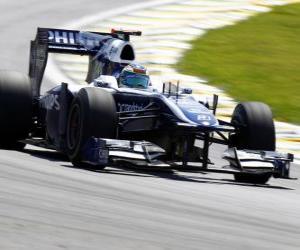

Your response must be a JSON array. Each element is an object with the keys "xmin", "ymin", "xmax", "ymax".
[{"xmin": 81, "ymin": 137, "xmax": 294, "ymax": 179}]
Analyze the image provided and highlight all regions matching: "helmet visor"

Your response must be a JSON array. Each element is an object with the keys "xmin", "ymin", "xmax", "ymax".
[{"xmin": 120, "ymin": 71, "xmax": 150, "ymax": 89}]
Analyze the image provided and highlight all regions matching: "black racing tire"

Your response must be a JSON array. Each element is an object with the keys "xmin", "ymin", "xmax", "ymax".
[
  {"xmin": 0, "ymin": 70, "xmax": 32, "ymax": 150},
  {"xmin": 230, "ymin": 102, "xmax": 275, "ymax": 151},
  {"xmin": 234, "ymin": 172, "xmax": 272, "ymax": 185},
  {"xmin": 230, "ymin": 102, "xmax": 275, "ymax": 184},
  {"xmin": 66, "ymin": 87, "xmax": 117, "ymax": 169}
]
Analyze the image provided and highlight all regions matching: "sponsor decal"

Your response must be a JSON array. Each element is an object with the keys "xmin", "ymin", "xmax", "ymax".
[
  {"xmin": 118, "ymin": 102, "xmax": 144, "ymax": 112},
  {"xmin": 197, "ymin": 114, "xmax": 211, "ymax": 121},
  {"xmin": 48, "ymin": 30, "xmax": 104, "ymax": 49},
  {"xmin": 48, "ymin": 30, "xmax": 76, "ymax": 44},
  {"xmin": 41, "ymin": 94, "xmax": 60, "ymax": 111}
]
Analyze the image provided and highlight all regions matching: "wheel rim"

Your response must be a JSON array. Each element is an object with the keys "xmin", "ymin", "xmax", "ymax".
[{"xmin": 67, "ymin": 104, "xmax": 81, "ymax": 151}]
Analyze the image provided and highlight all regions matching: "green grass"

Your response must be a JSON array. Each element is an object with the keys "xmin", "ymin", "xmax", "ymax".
[{"xmin": 176, "ymin": 3, "xmax": 300, "ymax": 124}]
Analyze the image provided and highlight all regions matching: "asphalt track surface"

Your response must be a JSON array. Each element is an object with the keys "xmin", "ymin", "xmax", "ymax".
[{"xmin": 0, "ymin": 0, "xmax": 300, "ymax": 249}]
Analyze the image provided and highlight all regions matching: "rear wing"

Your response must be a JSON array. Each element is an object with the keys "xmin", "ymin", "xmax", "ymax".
[{"xmin": 29, "ymin": 28, "xmax": 140, "ymax": 97}]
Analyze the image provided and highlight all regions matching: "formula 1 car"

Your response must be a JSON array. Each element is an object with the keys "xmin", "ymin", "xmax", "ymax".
[{"xmin": 0, "ymin": 28, "xmax": 294, "ymax": 184}]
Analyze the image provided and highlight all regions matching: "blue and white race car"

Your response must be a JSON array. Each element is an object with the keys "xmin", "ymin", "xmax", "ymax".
[{"xmin": 0, "ymin": 28, "xmax": 294, "ymax": 184}]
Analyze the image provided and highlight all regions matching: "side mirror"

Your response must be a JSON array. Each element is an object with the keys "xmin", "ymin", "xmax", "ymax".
[{"xmin": 93, "ymin": 75, "xmax": 119, "ymax": 89}]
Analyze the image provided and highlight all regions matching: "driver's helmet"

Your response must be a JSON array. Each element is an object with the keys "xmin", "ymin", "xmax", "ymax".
[{"xmin": 119, "ymin": 63, "xmax": 150, "ymax": 89}]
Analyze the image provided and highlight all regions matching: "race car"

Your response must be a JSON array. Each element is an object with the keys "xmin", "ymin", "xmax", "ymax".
[{"xmin": 0, "ymin": 28, "xmax": 294, "ymax": 184}]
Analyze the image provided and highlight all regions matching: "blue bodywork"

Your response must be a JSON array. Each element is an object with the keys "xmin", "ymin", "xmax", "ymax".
[{"xmin": 27, "ymin": 27, "xmax": 295, "ymax": 183}]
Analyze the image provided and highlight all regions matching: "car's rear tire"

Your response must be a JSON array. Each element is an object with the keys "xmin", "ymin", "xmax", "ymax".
[
  {"xmin": 0, "ymin": 70, "xmax": 32, "ymax": 150},
  {"xmin": 66, "ymin": 87, "xmax": 117, "ymax": 169},
  {"xmin": 230, "ymin": 102, "xmax": 275, "ymax": 184}
]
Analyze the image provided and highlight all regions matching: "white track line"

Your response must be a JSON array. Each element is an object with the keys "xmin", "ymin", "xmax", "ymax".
[{"xmin": 45, "ymin": 0, "xmax": 184, "ymax": 85}]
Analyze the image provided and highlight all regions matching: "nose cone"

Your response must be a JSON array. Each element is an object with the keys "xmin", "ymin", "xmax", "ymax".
[{"xmin": 175, "ymin": 97, "xmax": 218, "ymax": 126}]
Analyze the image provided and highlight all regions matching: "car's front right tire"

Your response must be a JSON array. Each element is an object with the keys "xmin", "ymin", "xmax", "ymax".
[
  {"xmin": 229, "ymin": 102, "xmax": 276, "ymax": 184},
  {"xmin": 230, "ymin": 102, "xmax": 275, "ymax": 151}
]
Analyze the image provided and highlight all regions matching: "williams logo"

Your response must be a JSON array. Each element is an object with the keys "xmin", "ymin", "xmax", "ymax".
[
  {"xmin": 41, "ymin": 94, "xmax": 60, "ymax": 111},
  {"xmin": 118, "ymin": 103, "xmax": 144, "ymax": 112}
]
